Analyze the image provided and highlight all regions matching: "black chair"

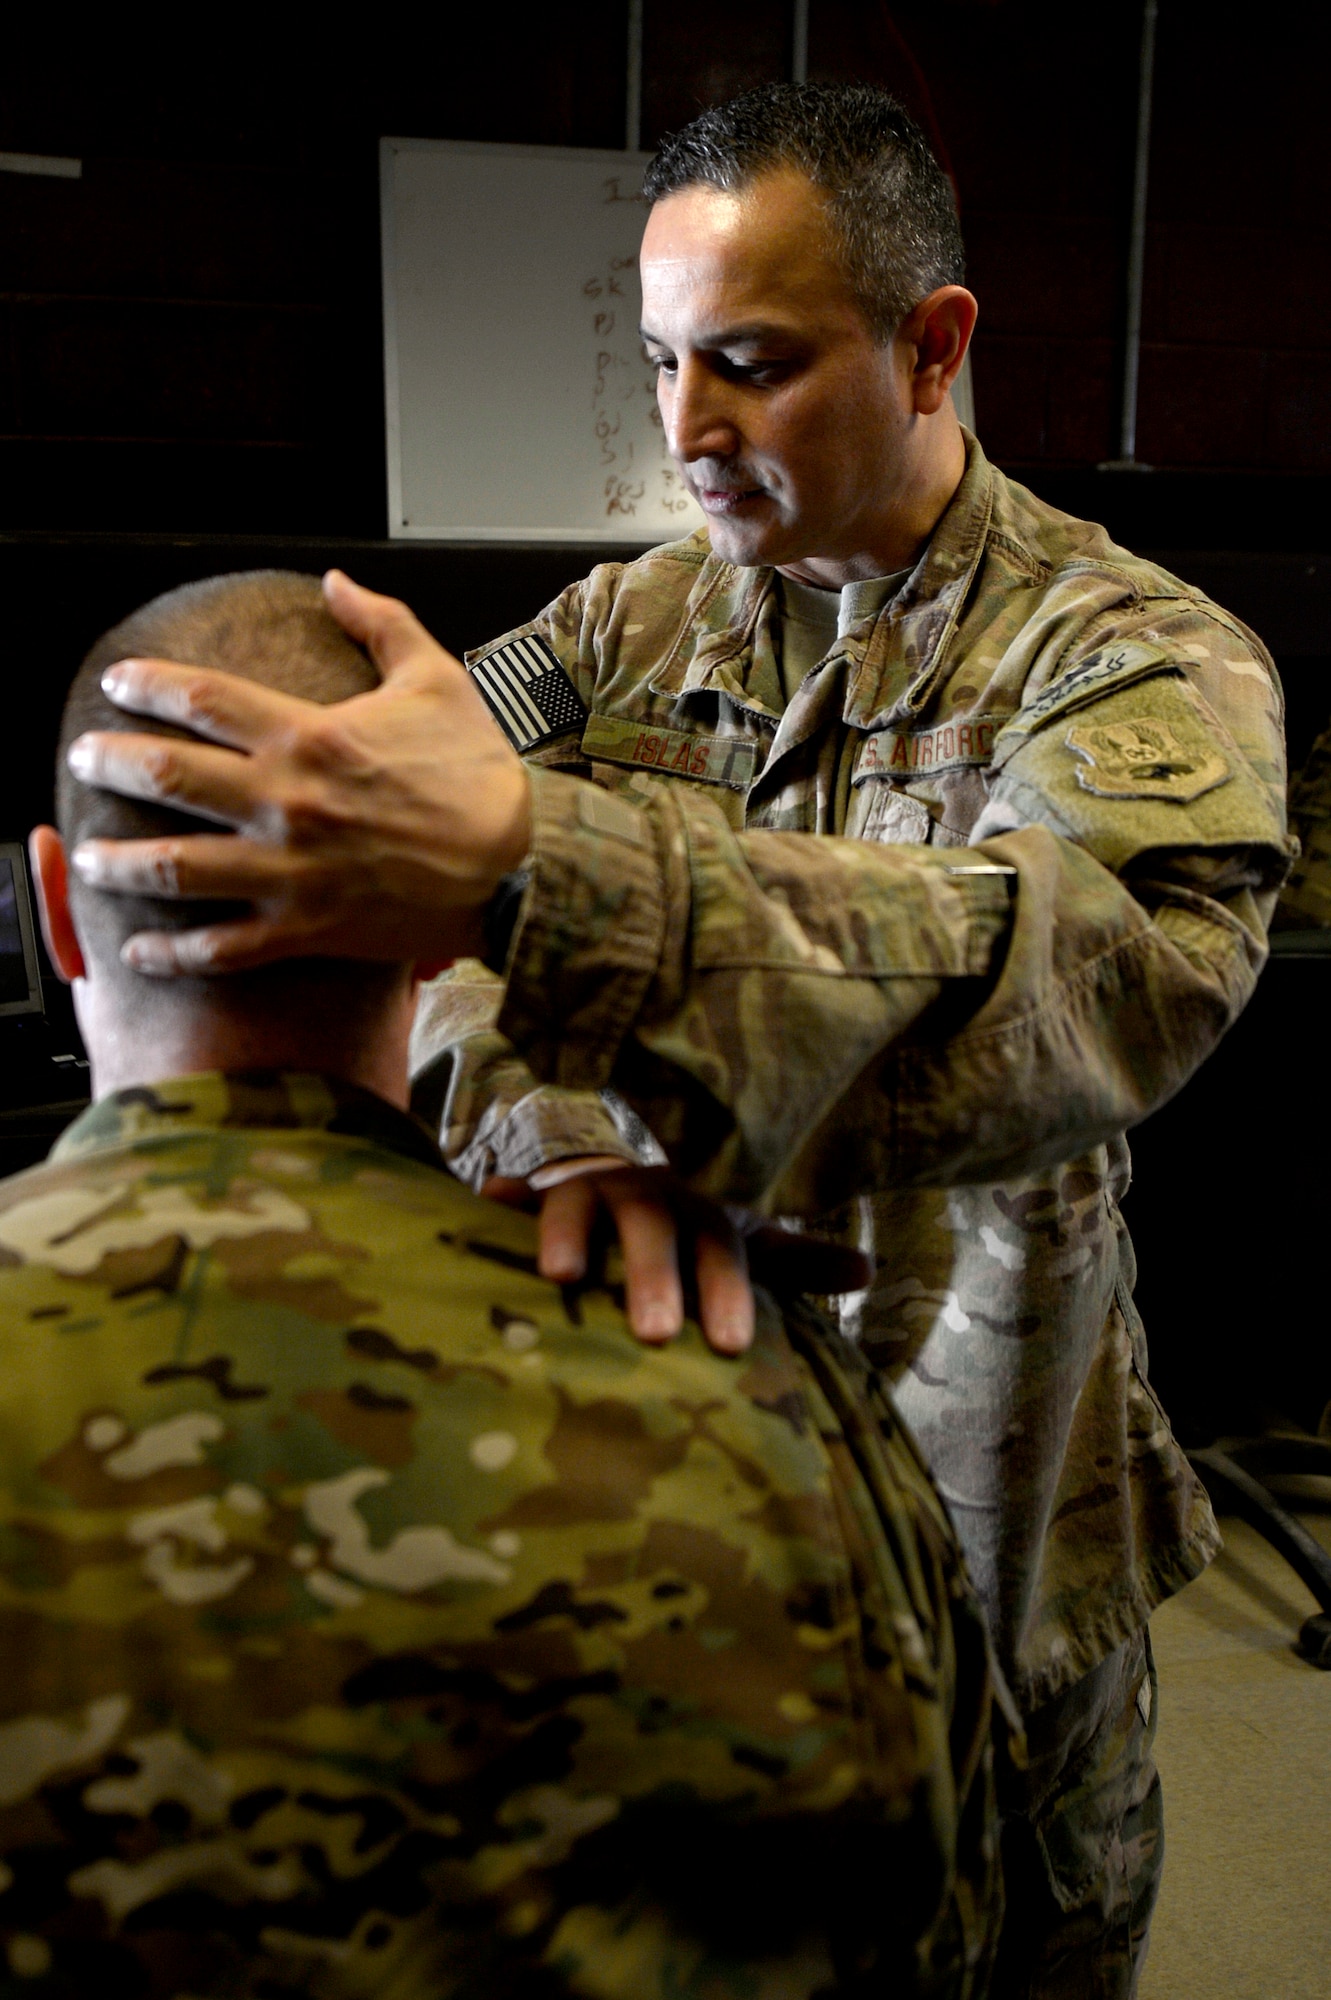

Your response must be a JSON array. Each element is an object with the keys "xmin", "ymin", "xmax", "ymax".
[{"xmin": 1185, "ymin": 1437, "xmax": 1331, "ymax": 1666}]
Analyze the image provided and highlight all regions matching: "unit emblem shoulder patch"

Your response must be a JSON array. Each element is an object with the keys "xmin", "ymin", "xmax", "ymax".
[{"xmin": 1064, "ymin": 715, "xmax": 1230, "ymax": 802}]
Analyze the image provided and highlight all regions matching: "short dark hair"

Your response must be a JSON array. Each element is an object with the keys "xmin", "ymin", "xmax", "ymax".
[
  {"xmin": 642, "ymin": 82, "xmax": 964, "ymax": 343},
  {"xmin": 58, "ymin": 569, "xmax": 396, "ymax": 1015}
]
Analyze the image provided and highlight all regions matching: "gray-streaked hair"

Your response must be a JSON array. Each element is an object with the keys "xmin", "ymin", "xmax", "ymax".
[{"xmin": 642, "ymin": 82, "xmax": 964, "ymax": 343}]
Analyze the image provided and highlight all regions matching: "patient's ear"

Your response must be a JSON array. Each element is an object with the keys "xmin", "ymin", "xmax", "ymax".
[
  {"xmin": 28, "ymin": 826, "xmax": 86, "ymax": 983},
  {"xmin": 411, "ymin": 959, "xmax": 452, "ymax": 987}
]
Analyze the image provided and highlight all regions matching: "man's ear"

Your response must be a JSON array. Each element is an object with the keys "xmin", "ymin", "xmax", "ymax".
[
  {"xmin": 410, "ymin": 958, "xmax": 452, "ymax": 989},
  {"xmin": 28, "ymin": 826, "xmax": 86, "ymax": 983},
  {"xmin": 901, "ymin": 285, "xmax": 978, "ymax": 417}
]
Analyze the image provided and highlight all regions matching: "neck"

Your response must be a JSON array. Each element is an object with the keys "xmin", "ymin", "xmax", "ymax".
[
  {"xmin": 778, "ymin": 402, "xmax": 967, "ymax": 589},
  {"xmin": 74, "ymin": 976, "xmax": 415, "ymax": 1111}
]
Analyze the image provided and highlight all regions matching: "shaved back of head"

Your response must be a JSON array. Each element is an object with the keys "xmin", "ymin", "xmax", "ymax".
[{"xmin": 58, "ymin": 570, "xmax": 392, "ymax": 1012}]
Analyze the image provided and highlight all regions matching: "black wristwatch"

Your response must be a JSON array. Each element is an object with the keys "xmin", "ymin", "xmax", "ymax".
[{"xmin": 481, "ymin": 868, "xmax": 531, "ymax": 975}]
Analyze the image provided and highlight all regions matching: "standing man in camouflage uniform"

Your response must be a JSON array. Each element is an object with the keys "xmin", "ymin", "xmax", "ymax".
[
  {"xmin": 1, "ymin": 569, "xmax": 1000, "ymax": 1997},
  {"xmin": 66, "ymin": 88, "xmax": 1291, "ymax": 1996}
]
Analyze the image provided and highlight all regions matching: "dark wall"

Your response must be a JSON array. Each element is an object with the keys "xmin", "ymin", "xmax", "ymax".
[
  {"xmin": 0, "ymin": 6, "xmax": 627, "ymax": 535},
  {"xmin": 879, "ymin": 3, "xmax": 1331, "ymax": 478},
  {"xmin": 3, "ymin": 2, "xmax": 1330, "ymax": 541},
  {"xmin": 1123, "ymin": 955, "xmax": 1331, "ymax": 1443}
]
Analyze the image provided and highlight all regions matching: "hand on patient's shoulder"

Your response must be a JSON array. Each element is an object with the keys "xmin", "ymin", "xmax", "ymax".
[
  {"xmin": 484, "ymin": 1156, "xmax": 871, "ymax": 1358},
  {"xmin": 66, "ymin": 572, "xmax": 531, "ymax": 976}
]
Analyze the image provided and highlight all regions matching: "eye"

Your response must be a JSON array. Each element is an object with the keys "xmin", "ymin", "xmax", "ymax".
[
  {"xmin": 719, "ymin": 356, "xmax": 791, "ymax": 386},
  {"xmin": 643, "ymin": 348, "xmax": 676, "ymax": 376}
]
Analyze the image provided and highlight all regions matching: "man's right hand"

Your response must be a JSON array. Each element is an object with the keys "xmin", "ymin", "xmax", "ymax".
[{"xmin": 65, "ymin": 572, "xmax": 530, "ymax": 976}]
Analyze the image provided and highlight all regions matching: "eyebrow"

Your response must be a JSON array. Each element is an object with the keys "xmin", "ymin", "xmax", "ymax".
[{"xmin": 639, "ymin": 321, "xmax": 794, "ymax": 348}]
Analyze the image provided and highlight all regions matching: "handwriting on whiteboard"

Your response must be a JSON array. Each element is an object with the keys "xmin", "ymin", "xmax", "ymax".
[{"xmin": 583, "ymin": 252, "xmax": 692, "ymax": 524}]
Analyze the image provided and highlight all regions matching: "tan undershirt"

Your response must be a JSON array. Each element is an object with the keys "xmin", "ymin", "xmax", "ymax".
[{"xmin": 777, "ymin": 570, "xmax": 912, "ymax": 707}]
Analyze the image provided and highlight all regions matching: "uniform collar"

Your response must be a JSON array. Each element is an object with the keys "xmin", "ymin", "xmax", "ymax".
[
  {"xmin": 51, "ymin": 1070, "xmax": 445, "ymax": 1171},
  {"xmin": 646, "ymin": 431, "xmax": 995, "ymax": 732}
]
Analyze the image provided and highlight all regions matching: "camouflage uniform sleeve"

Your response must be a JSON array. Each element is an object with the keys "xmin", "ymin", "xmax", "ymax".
[
  {"xmin": 497, "ymin": 616, "xmax": 1289, "ymax": 1212},
  {"xmin": 410, "ymin": 575, "xmax": 658, "ymax": 1181},
  {"xmin": 409, "ymin": 959, "xmax": 650, "ymax": 1186}
]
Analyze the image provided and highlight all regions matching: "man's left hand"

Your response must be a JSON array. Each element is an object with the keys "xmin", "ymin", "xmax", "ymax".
[{"xmin": 483, "ymin": 1158, "xmax": 871, "ymax": 1356}]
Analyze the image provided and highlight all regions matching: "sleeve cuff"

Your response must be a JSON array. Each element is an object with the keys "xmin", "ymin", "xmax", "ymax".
[{"xmin": 453, "ymin": 1083, "xmax": 643, "ymax": 1186}]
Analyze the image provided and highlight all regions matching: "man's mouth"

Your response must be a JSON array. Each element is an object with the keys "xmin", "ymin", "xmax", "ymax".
[{"xmin": 693, "ymin": 485, "xmax": 766, "ymax": 515}]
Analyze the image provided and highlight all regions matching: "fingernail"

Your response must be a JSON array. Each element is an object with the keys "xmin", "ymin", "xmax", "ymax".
[
  {"xmin": 101, "ymin": 663, "xmax": 131, "ymax": 696},
  {"xmin": 67, "ymin": 738, "xmax": 95, "ymax": 778},
  {"xmin": 119, "ymin": 928, "xmax": 195, "ymax": 976},
  {"xmin": 635, "ymin": 1304, "xmax": 677, "ymax": 1339},
  {"xmin": 70, "ymin": 842, "xmax": 101, "ymax": 880},
  {"xmin": 121, "ymin": 936, "xmax": 179, "ymax": 977},
  {"xmin": 714, "ymin": 1322, "xmax": 752, "ymax": 1355}
]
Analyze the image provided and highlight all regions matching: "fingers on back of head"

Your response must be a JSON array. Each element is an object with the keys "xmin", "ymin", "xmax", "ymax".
[
  {"xmin": 70, "ymin": 733, "xmax": 263, "ymax": 826},
  {"xmin": 73, "ymin": 835, "xmax": 306, "ymax": 902},
  {"xmin": 101, "ymin": 660, "xmax": 302, "ymax": 750},
  {"xmin": 121, "ymin": 919, "xmax": 287, "ymax": 977}
]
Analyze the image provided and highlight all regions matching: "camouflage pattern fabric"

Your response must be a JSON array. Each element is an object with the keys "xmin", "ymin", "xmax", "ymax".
[
  {"xmin": 988, "ymin": 1632, "xmax": 1160, "ymax": 2000},
  {"xmin": 0, "ymin": 1071, "xmax": 999, "ymax": 1999},
  {"xmin": 411, "ymin": 431, "xmax": 1292, "ymax": 1714}
]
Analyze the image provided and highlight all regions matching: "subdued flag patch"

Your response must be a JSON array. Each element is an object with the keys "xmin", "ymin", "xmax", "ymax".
[{"xmin": 468, "ymin": 635, "xmax": 587, "ymax": 751}]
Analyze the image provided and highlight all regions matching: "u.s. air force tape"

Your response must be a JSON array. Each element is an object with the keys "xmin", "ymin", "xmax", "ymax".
[{"xmin": 467, "ymin": 633, "xmax": 588, "ymax": 752}]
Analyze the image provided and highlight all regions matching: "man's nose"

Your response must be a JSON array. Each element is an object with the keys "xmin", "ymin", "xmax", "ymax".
[{"xmin": 662, "ymin": 358, "xmax": 740, "ymax": 463}]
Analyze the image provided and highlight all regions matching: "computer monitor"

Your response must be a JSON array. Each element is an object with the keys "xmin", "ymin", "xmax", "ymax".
[{"xmin": 0, "ymin": 842, "xmax": 44, "ymax": 1018}]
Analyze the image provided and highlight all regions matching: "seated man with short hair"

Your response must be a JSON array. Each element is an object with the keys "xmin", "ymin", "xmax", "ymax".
[{"xmin": 0, "ymin": 572, "xmax": 998, "ymax": 1999}]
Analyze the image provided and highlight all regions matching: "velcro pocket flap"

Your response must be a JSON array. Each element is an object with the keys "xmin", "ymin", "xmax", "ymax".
[{"xmin": 990, "ymin": 641, "xmax": 1176, "ymax": 773}]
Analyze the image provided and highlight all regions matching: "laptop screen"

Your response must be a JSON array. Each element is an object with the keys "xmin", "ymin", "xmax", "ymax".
[{"xmin": 0, "ymin": 845, "xmax": 44, "ymax": 1017}]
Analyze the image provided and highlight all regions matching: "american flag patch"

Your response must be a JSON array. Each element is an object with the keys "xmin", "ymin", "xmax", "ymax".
[{"xmin": 468, "ymin": 633, "xmax": 588, "ymax": 752}]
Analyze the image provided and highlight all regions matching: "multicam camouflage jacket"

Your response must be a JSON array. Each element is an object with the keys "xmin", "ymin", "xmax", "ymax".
[
  {"xmin": 411, "ymin": 433, "xmax": 1293, "ymax": 1711},
  {"xmin": 0, "ymin": 1071, "xmax": 998, "ymax": 2000}
]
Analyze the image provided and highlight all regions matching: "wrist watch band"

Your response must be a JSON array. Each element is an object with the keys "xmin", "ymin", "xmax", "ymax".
[{"xmin": 481, "ymin": 868, "xmax": 531, "ymax": 975}]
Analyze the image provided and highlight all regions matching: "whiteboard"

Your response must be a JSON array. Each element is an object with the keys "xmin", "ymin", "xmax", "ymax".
[{"xmin": 381, "ymin": 138, "xmax": 705, "ymax": 543}]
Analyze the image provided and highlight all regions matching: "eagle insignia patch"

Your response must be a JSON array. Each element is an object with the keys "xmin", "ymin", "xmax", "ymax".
[
  {"xmin": 1065, "ymin": 715, "xmax": 1230, "ymax": 802},
  {"xmin": 468, "ymin": 634, "xmax": 587, "ymax": 751}
]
